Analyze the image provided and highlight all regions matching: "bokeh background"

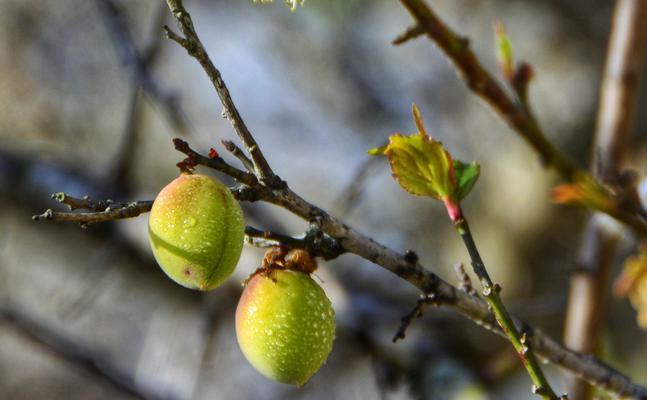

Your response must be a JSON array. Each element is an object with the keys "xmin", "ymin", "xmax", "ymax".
[{"xmin": 1, "ymin": 0, "xmax": 646, "ymax": 399}]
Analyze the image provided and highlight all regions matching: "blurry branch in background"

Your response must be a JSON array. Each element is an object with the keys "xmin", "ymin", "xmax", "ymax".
[
  {"xmin": 31, "ymin": 0, "xmax": 647, "ymax": 397},
  {"xmin": 332, "ymin": 156, "xmax": 382, "ymax": 217},
  {"xmin": 0, "ymin": 307, "xmax": 152, "ymax": 400},
  {"xmin": 96, "ymin": 0, "xmax": 193, "ymax": 189},
  {"xmin": 563, "ymin": 1, "xmax": 647, "ymax": 399},
  {"xmin": 396, "ymin": 0, "xmax": 577, "ymax": 179},
  {"xmin": 96, "ymin": 0, "xmax": 191, "ymax": 137},
  {"xmin": 396, "ymin": 0, "xmax": 647, "ymax": 237}
]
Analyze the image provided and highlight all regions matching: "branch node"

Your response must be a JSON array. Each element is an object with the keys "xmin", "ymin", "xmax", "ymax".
[
  {"xmin": 392, "ymin": 23, "xmax": 425, "ymax": 45},
  {"xmin": 222, "ymin": 139, "xmax": 255, "ymax": 173},
  {"xmin": 453, "ymin": 262, "xmax": 476, "ymax": 295},
  {"xmin": 392, "ymin": 291, "xmax": 441, "ymax": 343},
  {"xmin": 404, "ymin": 249, "xmax": 419, "ymax": 264}
]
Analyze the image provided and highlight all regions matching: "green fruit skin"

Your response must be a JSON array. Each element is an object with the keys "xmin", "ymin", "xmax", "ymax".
[
  {"xmin": 148, "ymin": 174, "xmax": 244, "ymax": 291},
  {"xmin": 236, "ymin": 269, "xmax": 336, "ymax": 386}
]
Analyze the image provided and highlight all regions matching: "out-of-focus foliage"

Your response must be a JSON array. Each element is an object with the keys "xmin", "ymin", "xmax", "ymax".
[{"xmin": 615, "ymin": 244, "xmax": 647, "ymax": 330}]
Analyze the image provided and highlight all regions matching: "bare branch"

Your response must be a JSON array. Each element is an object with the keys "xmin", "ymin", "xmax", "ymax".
[
  {"xmin": 392, "ymin": 292, "xmax": 441, "ymax": 343},
  {"xmin": 32, "ymin": 200, "xmax": 153, "ymax": 226},
  {"xmin": 392, "ymin": 23, "xmax": 425, "ymax": 45},
  {"xmin": 172, "ymin": 138, "xmax": 262, "ymax": 188},
  {"xmin": 163, "ymin": 0, "xmax": 277, "ymax": 185}
]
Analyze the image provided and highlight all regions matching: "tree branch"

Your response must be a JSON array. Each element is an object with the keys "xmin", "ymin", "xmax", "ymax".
[
  {"xmin": 397, "ymin": 0, "xmax": 647, "ymax": 237},
  {"xmin": 165, "ymin": 140, "xmax": 647, "ymax": 397},
  {"xmin": 564, "ymin": 1, "xmax": 647, "ymax": 398},
  {"xmin": 163, "ymin": 0, "xmax": 277, "ymax": 185},
  {"xmin": 32, "ymin": 199, "xmax": 153, "ymax": 226}
]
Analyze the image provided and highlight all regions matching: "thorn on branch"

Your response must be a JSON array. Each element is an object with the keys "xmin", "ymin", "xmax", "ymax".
[
  {"xmin": 393, "ymin": 23, "xmax": 425, "ymax": 45},
  {"xmin": 453, "ymin": 262, "xmax": 477, "ymax": 296},
  {"xmin": 392, "ymin": 292, "xmax": 441, "ymax": 343},
  {"xmin": 163, "ymin": 25, "xmax": 188, "ymax": 47}
]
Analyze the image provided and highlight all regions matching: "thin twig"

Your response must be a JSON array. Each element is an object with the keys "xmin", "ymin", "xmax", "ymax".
[
  {"xmin": 392, "ymin": 292, "xmax": 440, "ymax": 343},
  {"xmin": 32, "ymin": 200, "xmax": 153, "ymax": 226},
  {"xmin": 455, "ymin": 216, "xmax": 559, "ymax": 399},
  {"xmin": 50, "ymin": 193, "xmax": 117, "ymax": 211},
  {"xmin": 164, "ymin": 0, "xmax": 277, "ymax": 185},
  {"xmin": 332, "ymin": 156, "xmax": 382, "ymax": 217},
  {"xmin": 172, "ymin": 138, "xmax": 260, "ymax": 187},
  {"xmin": 392, "ymin": 23, "xmax": 425, "ymax": 45},
  {"xmin": 97, "ymin": 0, "xmax": 191, "ymax": 137},
  {"xmin": 104, "ymin": 1, "xmax": 170, "ymax": 189},
  {"xmin": 564, "ymin": 1, "xmax": 647, "ymax": 398}
]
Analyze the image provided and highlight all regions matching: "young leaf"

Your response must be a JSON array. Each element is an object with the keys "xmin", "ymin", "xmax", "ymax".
[
  {"xmin": 454, "ymin": 160, "xmax": 480, "ymax": 201},
  {"xmin": 369, "ymin": 105, "xmax": 456, "ymax": 200},
  {"xmin": 495, "ymin": 21, "xmax": 514, "ymax": 82},
  {"xmin": 552, "ymin": 172, "xmax": 615, "ymax": 213},
  {"xmin": 369, "ymin": 104, "xmax": 479, "ymax": 210}
]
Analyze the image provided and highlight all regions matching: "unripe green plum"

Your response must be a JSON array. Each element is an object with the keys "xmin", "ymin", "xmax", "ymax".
[
  {"xmin": 236, "ymin": 269, "xmax": 336, "ymax": 386},
  {"xmin": 148, "ymin": 174, "xmax": 244, "ymax": 290}
]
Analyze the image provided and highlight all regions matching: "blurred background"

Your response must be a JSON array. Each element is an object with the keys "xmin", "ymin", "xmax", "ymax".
[{"xmin": 1, "ymin": 0, "xmax": 646, "ymax": 398}]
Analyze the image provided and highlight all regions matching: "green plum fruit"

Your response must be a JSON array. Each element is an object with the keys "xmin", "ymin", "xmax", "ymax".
[
  {"xmin": 148, "ymin": 174, "xmax": 244, "ymax": 290},
  {"xmin": 236, "ymin": 268, "xmax": 336, "ymax": 386}
]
